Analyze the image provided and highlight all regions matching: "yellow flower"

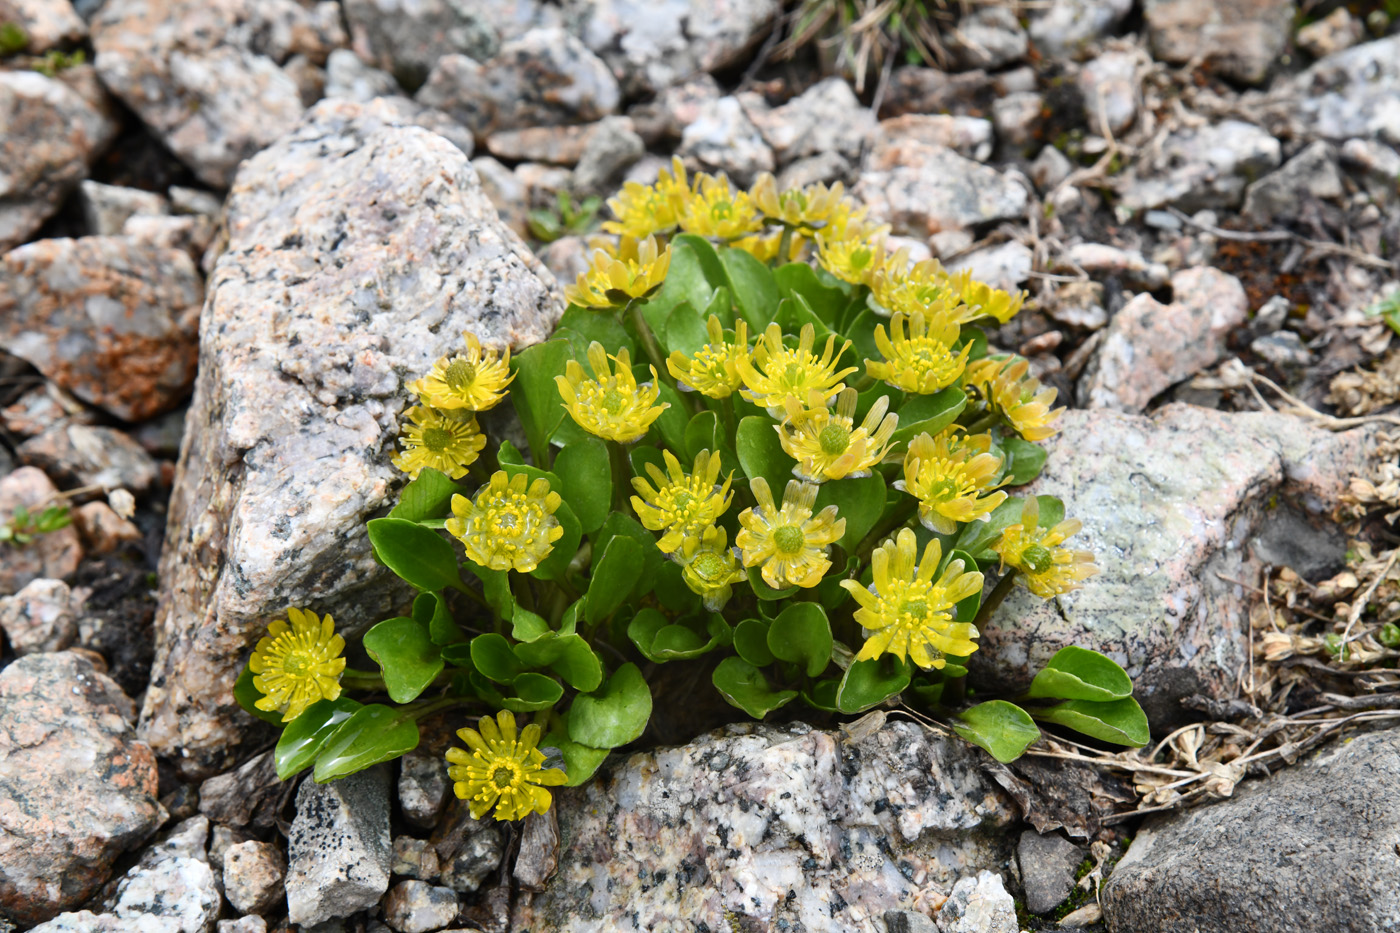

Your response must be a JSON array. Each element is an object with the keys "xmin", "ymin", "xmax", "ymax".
[
  {"xmin": 556, "ymin": 342, "xmax": 669, "ymax": 443},
  {"xmin": 446, "ymin": 710, "xmax": 567, "ymax": 822},
  {"xmin": 675, "ymin": 524, "xmax": 746, "ymax": 611},
  {"xmin": 677, "ymin": 172, "xmax": 763, "ymax": 240},
  {"xmin": 601, "ymin": 156, "xmax": 688, "ymax": 239},
  {"xmin": 778, "ymin": 388, "xmax": 898, "ymax": 482},
  {"xmin": 869, "ymin": 257, "xmax": 973, "ymax": 322},
  {"xmin": 731, "ymin": 229, "xmax": 803, "ymax": 264},
  {"xmin": 249, "ymin": 608, "xmax": 346, "ymax": 723},
  {"xmin": 564, "ymin": 235, "xmax": 672, "ymax": 309},
  {"xmin": 896, "ymin": 429, "xmax": 1008, "ymax": 534},
  {"xmin": 446, "ymin": 470, "xmax": 564, "ymax": 573},
  {"xmin": 960, "ymin": 278, "xmax": 1027, "ymax": 324},
  {"xmin": 735, "ymin": 477, "xmax": 845, "ymax": 589},
  {"xmin": 738, "ymin": 322, "xmax": 857, "ymax": 417},
  {"xmin": 749, "ymin": 173, "xmax": 845, "ymax": 236},
  {"xmin": 964, "ymin": 357, "xmax": 1064, "ymax": 441},
  {"xmin": 841, "ymin": 529, "xmax": 983, "ymax": 670},
  {"xmin": 866, "ymin": 311, "xmax": 973, "ymax": 395},
  {"xmin": 816, "ymin": 230, "xmax": 885, "ymax": 285},
  {"xmin": 630, "ymin": 449, "xmax": 734, "ymax": 553},
  {"xmin": 666, "ymin": 316, "xmax": 749, "ymax": 398},
  {"xmin": 993, "ymin": 497, "xmax": 1099, "ymax": 599},
  {"xmin": 409, "ymin": 332, "xmax": 514, "ymax": 412},
  {"xmin": 391, "ymin": 406, "xmax": 486, "ymax": 480}
]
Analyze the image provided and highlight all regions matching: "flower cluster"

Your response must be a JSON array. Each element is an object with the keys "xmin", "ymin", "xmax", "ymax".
[{"xmin": 242, "ymin": 161, "xmax": 1135, "ymax": 826}]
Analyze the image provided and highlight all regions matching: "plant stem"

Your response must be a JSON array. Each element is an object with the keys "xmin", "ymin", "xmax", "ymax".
[
  {"xmin": 962, "ymin": 412, "xmax": 1000, "ymax": 435},
  {"xmin": 972, "ymin": 568, "xmax": 1018, "ymax": 634},
  {"xmin": 626, "ymin": 299, "xmax": 667, "ymax": 375},
  {"xmin": 341, "ymin": 669, "xmax": 384, "ymax": 689},
  {"xmin": 776, "ymin": 226, "xmax": 794, "ymax": 266},
  {"xmin": 609, "ymin": 441, "xmax": 633, "ymax": 515},
  {"xmin": 717, "ymin": 395, "xmax": 737, "ymax": 440},
  {"xmin": 853, "ymin": 496, "xmax": 918, "ymax": 564},
  {"xmin": 406, "ymin": 696, "xmax": 459, "ymax": 722}
]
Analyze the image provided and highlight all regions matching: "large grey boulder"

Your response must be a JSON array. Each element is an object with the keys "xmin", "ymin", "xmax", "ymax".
[
  {"xmin": 286, "ymin": 767, "xmax": 392, "ymax": 926},
  {"xmin": 1102, "ymin": 727, "xmax": 1400, "ymax": 932},
  {"xmin": 513, "ymin": 721, "xmax": 1019, "ymax": 932},
  {"xmin": 976, "ymin": 405, "xmax": 1374, "ymax": 726},
  {"xmin": 138, "ymin": 97, "xmax": 563, "ymax": 778}
]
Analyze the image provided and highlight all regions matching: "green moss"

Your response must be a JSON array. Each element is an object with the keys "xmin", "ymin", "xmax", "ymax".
[{"xmin": 0, "ymin": 22, "xmax": 27, "ymax": 55}]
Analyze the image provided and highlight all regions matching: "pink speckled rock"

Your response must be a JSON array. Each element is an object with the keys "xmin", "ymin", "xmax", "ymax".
[
  {"xmin": 0, "ymin": 652, "xmax": 162, "ymax": 925},
  {"xmin": 516, "ymin": 721, "xmax": 1018, "ymax": 933},
  {"xmin": 139, "ymin": 98, "xmax": 563, "ymax": 779},
  {"xmin": 975, "ymin": 404, "xmax": 1376, "ymax": 725},
  {"xmin": 0, "ymin": 0, "xmax": 85, "ymax": 52},
  {"xmin": 1080, "ymin": 267, "xmax": 1248, "ymax": 412},
  {"xmin": 0, "ymin": 466, "xmax": 82, "ymax": 596},
  {"xmin": 855, "ymin": 139, "xmax": 1027, "ymax": 235}
]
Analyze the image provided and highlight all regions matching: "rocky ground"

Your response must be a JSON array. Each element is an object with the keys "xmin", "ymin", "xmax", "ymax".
[{"xmin": 2, "ymin": 0, "xmax": 1399, "ymax": 931}]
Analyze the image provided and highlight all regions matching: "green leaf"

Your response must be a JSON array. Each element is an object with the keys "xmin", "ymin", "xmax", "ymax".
[
  {"xmin": 955, "ymin": 495, "xmax": 1064, "ymax": 562},
  {"xmin": 653, "ymin": 559, "xmax": 702, "ymax": 614},
  {"xmin": 952, "ymin": 700, "xmax": 1041, "ymax": 763},
  {"xmin": 736, "ymin": 415, "xmax": 791, "ymax": 492},
  {"xmin": 312, "ymin": 704, "xmax": 420, "ymax": 782},
  {"xmin": 843, "ymin": 306, "xmax": 882, "ymax": 371},
  {"xmin": 650, "ymin": 379, "xmax": 690, "ymax": 455},
  {"xmin": 389, "ymin": 468, "xmax": 465, "ymax": 523},
  {"xmin": 836, "ymin": 656, "xmax": 911, "ymax": 713},
  {"xmin": 413, "ymin": 592, "xmax": 463, "ymax": 646},
  {"xmin": 891, "ymin": 388, "xmax": 968, "ymax": 446},
  {"xmin": 711, "ymin": 657, "xmax": 798, "ymax": 719},
  {"xmin": 802, "ymin": 678, "xmax": 842, "ymax": 712},
  {"xmin": 684, "ymin": 411, "xmax": 721, "ymax": 463},
  {"xmin": 746, "ymin": 566, "xmax": 800, "ymax": 601},
  {"xmin": 234, "ymin": 662, "xmax": 285, "ymax": 725},
  {"xmin": 775, "ymin": 262, "xmax": 850, "ymax": 326},
  {"xmin": 946, "ymin": 549, "xmax": 983, "ymax": 622},
  {"xmin": 470, "ymin": 633, "xmax": 524, "ymax": 684},
  {"xmin": 543, "ymin": 711, "xmax": 610, "ymax": 787},
  {"xmin": 593, "ymin": 513, "xmax": 663, "ymax": 603},
  {"xmin": 663, "ymin": 302, "xmax": 710, "ymax": 357},
  {"xmin": 471, "ymin": 567, "xmax": 514, "ymax": 620},
  {"xmin": 367, "ymin": 518, "xmax": 463, "ymax": 592},
  {"xmin": 511, "ymin": 607, "xmax": 551, "ymax": 643},
  {"xmin": 509, "ymin": 339, "xmax": 572, "ymax": 466},
  {"xmin": 568, "ymin": 663, "xmax": 652, "ymax": 748},
  {"xmin": 629, "ymin": 610, "xmax": 727, "ymax": 662},
  {"xmin": 585, "ymin": 535, "xmax": 644, "ymax": 625},
  {"xmin": 732, "ymin": 618, "xmax": 776, "ymax": 666},
  {"xmin": 502, "ymin": 672, "xmax": 565, "ymax": 712},
  {"xmin": 767, "ymin": 603, "xmax": 832, "ymax": 678},
  {"xmin": 815, "ymin": 475, "xmax": 885, "ymax": 550},
  {"xmin": 531, "ymin": 498, "xmax": 582, "ymax": 582},
  {"xmin": 1032, "ymin": 697, "xmax": 1150, "ymax": 746},
  {"xmin": 275, "ymin": 697, "xmax": 363, "ymax": 780},
  {"xmin": 515, "ymin": 633, "xmax": 604, "ymax": 692},
  {"xmin": 1000, "ymin": 437, "xmax": 1048, "ymax": 487},
  {"xmin": 774, "ymin": 295, "xmax": 835, "ymax": 345},
  {"xmin": 553, "ymin": 437, "xmax": 611, "ymax": 534},
  {"xmin": 363, "ymin": 616, "xmax": 445, "ymax": 704},
  {"xmin": 1027, "ymin": 647, "xmax": 1134, "ymax": 702},
  {"xmin": 555, "ymin": 305, "xmax": 635, "ymax": 358},
  {"xmin": 642, "ymin": 234, "xmax": 726, "ymax": 333},
  {"xmin": 721, "ymin": 245, "xmax": 782, "ymax": 332}
]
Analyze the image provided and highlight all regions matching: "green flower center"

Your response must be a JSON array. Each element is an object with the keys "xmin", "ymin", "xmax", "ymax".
[
  {"xmin": 710, "ymin": 199, "xmax": 735, "ymax": 221},
  {"xmin": 783, "ymin": 361, "xmax": 804, "ymax": 385},
  {"xmin": 924, "ymin": 477, "xmax": 959, "ymax": 502},
  {"xmin": 818, "ymin": 424, "xmax": 850, "ymax": 457},
  {"xmin": 283, "ymin": 650, "xmax": 313, "ymax": 676},
  {"xmin": 850, "ymin": 247, "xmax": 873, "ymax": 270},
  {"xmin": 773, "ymin": 525, "xmax": 805, "ymax": 554},
  {"xmin": 1021, "ymin": 543, "xmax": 1054, "ymax": 574},
  {"xmin": 446, "ymin": 359, "xmax": 477, "ymax": 390},
  {"xmin": 900, "ymin": 599, "xmax": 928, "ymax": 618},
  {"xmin": 693, "ymin": 552, "xmax": 726, "ymax": 580},
  {"xmin": 601, "ymin": 388, "xmax": 626, "ymax": 414},
  {"xmin": 491, "ymin": 766, "xmax": 517, "ymax": 789},
  {"xmin": 422, "ymin": 427, "xmax": 453, "ymax": 452}
]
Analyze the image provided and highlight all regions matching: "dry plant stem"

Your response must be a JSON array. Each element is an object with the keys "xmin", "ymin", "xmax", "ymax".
[
  {"xmin": 1244, "ymin": 366, "xmax": 1400, "ymax": 429},
  {"xmin": 1166, "ymin": 207, "xmax": 1397, "ymax": 273},
  {"xmin": 1341, "ymin": 547, "xmax": 1399, "ymax": 644}
]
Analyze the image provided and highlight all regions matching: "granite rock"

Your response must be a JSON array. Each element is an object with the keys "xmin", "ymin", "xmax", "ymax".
[
  {"xmin": 391, "ymin": 837, "xmax": 441, "ymax": 881},
  {"xmin": 946, "ymin": 242, "xmax": 1032, "ymax": 294},
  {"xmin": 1269, "ymin": 36, "xmax": 1400, "ymax": 144},
  {"xmin": 1079, "ymin": 49, "xmax": 1140, "ymax": 136},
  {"xmin": 0, "ymin": 467, "xmax": 83, "ymax": 596},
  {"xmin": 1057, "ymin": 243, "xmax": 1169, "ymax": 289},
  {"xmin": 105, "ymin": 818, "xmax": 220, "ymax": 933},
  {"xmin": 0, "ymin": 70, "xmax": 117, "ymax": 251},
  {"xmin": 1118, "ymin": 120, "xmax": 1281, "ymax": 212},
  {"xmin": 196, "ymin": 752, "xmax": 287, "ymax": 833},
  {"xmin": 677, "ymin": 95, "xmax": 775, "ymax": 187},
  {"xmin": 571, "ymin": 115, "xmax": 645, "ymax": 194},
  {"xmin": 471, "ymin": 155, "xmax": 529, "ymax": 238},
  {"xmin": 1028, "ymin": 0, "xmax": 1133, "ymax": 58},
  {"xmin": 399, "ymin": 750, "xmax": 451, "ymax": 830},
  {"xmin": 286, "ymin": 766, "xmax": 393, "ymax": 926},
  {"xmin": 744, "ymin": 77, "xmax": 875, "ymax": 167},
  {"xmin": 856, "ymin": 140, "xmax": 1028, "ymax": 235},
  {"xmin": 0, "ymin": 576, "xmax": 78, "ymax": 654},
  {"xmin": 1080, "ymin": 266, "xmax": 1247, "ymax": 412},
  {"xmin": 1102, "ymin": 727, "xmax": 1400, "ymax": 933},
  {"xmin": 934, "ymin": 871, "xmax": 1018, "ymax": 933},
  {"xmin": 415, "ymin": 29, "xmax": 620, "ymax": 141},
  {"xmin": 990, "ymin": 92, "xmax": 1043, "ymax": 149},
  {"xmin": 949, "ymin": 7, "xmax": 1027, "ymax": 69},
  {"xmin": 0, "ymin": 0, "xmax": 86, "ymax": 50},
  {"xmin": 92, "ymin": 0, "xmax": 347, "ymax": 187},
  {"xmin": 121, "ymin": 214, "xmax": 218, "ymax": 259},
  {"xmin": 216, "ymin": 920, "xmax": 265, "ymax": 933},
  {"xmin": 1241, "ymin": 140, "xmax": 1344, "ymax": 223},
  {"xmin": 1340, "ymin": 138, "xmax": 1400, "ymax": 205},
  {"xmin": 627, "ymin": 73, "xmax": 720, "ymax": 145},
  {"xmin": 573, "ymin": 0, "xmax": 781, "ymax": 96},
  {"xmin": 26, "ymin": 911, "xmax": 181, "ymax": 933},
  {"xmin": 484, "ymin": 124, "xmax": 598, "ymax": 165},
  {"xmin": 429, "ymin": 799, "xmax": 503, "ymax": 894},
  {"xmin": 513, "ymin": 721, "xmax": 1018, "ymax": 932},
  {"xmin": 874, "ymin": 115, "xmax": 994, "ymax": 163},
  {"xmin": 880, "ymin": 67, "xmax": 995, "ymax": 120},
  {"xmin": 1016, "ymin": 831, "xmax": 1083, "ymax": 914},
  {"xmin": 1295, "ymin": 7, "xmax": 1362, "ymax": 59},
  {"xmin": 776, "ymin": 152, "xmax": 854, "ymax": 190},
  {"xmin": 0, "ymin": 652, "xmax": 162, "ymax": 924},
  {"xmin": 78, "ymin": 182, "xmax": 168, "ymax": 236},
  {"xmin": 323, "ymin": 48, "xmax": 402, "ymax": 101},
  {"xmin": 138, "ymin": 98, "xmax": 561, "ymax": 777},
  {"xmin": 382, "ymin": 881, "xmax": 460, "ymax": 933},
  {"xmin": 342, "ymin": 0, "xmax": 556, "ymax": 88},
  {"xmin": 221, "ymin": 841, "xmax": 284, "ymax": 915},
  {"xmin": 1144, "ymin": 0, "xmax": 1293, "ymax": 84},
  {"xmin": 0, "ymin": 237, "xmax": 202, "ymax": 421},
  {"xmin": 18, "ymin": 424, "xmax": 160, "ymax": 493},
  {"xmin": 975, "ymin": 405, "xmax": 1377, "ymax": 725}
]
